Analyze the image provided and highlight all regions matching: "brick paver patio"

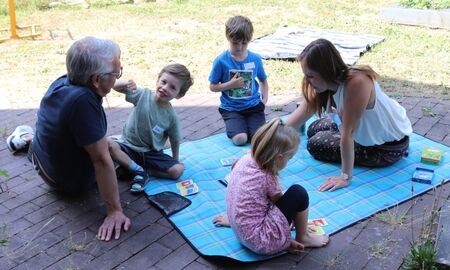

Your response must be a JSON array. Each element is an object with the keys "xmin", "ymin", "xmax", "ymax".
[{"xmin": 0, "ymin": 92, "xmax": 448, "ymax": 270}]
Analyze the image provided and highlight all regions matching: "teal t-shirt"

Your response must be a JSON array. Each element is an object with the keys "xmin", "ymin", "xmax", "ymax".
[{"xmin": 120, "ymin": 88, "xmax": 180, "ymax": 152}]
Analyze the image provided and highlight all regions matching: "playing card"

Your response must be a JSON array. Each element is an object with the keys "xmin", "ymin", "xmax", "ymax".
[
  {"xmin": 220, "ymin": 158, "xmax": 235, "ymax": 166},
  {"xmin": 308, "ymin": 218, "xmax": 328, "ymax": 227},
  {"xmin": 309, "ymin": 226, "xmax": 325, "ymax": 235},
  {"xmin": 176, "ymin": 179, "xmax": 193, "ymax": 189},
  {"xmin": 180, "ymin": 183, "xmax": 199, "ymax": 196}
]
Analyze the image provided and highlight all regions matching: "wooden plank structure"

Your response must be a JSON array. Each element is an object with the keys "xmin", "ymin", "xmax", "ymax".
[{"xmin": 0, "ymin": 0, "xmax": 41, "ymax": 43}]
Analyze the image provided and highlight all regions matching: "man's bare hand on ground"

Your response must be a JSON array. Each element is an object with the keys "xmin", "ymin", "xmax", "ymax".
[{"xmin": 97, "ymin": 211, "xmax": 131, "ymax": 241}]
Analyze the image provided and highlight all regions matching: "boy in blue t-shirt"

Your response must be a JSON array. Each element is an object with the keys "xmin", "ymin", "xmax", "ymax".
[{"xmin": 209, "ymin": 15, "xmax": 269, "ymax": 146}]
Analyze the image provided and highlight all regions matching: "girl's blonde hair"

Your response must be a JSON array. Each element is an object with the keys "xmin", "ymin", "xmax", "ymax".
[{"xmin": 251, "ymin": 118, "xmax": 300, "ymax": 177}]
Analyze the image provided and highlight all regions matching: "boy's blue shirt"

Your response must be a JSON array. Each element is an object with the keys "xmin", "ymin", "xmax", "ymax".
[{"xmin": 209, "ymin": 50, "xmax": 267, "ymax": 111}]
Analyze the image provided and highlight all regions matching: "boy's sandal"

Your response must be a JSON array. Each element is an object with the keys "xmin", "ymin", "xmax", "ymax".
[{"xmin": 130, "ymin": 174, "xmax": 149, "ymax": 193}]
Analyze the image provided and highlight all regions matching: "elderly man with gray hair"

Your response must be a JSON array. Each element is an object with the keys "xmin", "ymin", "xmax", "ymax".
[{"xmin": 28, "ymin": 36, "xmax": 130, "ymax": 241}]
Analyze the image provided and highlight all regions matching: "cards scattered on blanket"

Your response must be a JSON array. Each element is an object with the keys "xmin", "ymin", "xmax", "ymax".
[
  {"xmin": 309, "ymin": 218, "xmax": 328, "ymax": 227},
  {"xmin": 308, "ymin": 218, "xmax": 328, "ymax": 235},
  {"xmin": 220, "ymin": 158, "xmax": 237, "ymax": 167},
  {"xmin": 292, "ymin": 218, "xmax": 328, "ymax": 235},
  {"xmin": 176, "ymin": 179, "xmax": 199, "ymax": 196}
]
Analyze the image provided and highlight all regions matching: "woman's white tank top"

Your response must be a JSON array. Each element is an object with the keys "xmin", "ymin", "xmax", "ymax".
[{"xmin": 333, "ymin": 81, "xmax": 412, "ymax": 146}]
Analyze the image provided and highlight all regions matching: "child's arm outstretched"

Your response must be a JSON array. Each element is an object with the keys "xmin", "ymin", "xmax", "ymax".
[
  {"xmin": 210, "ymin": 72, "xmax": 245, "ymax": 92},
  {"xmin": 259, "ymin": 79, "xmax": 269, "ymax": 104},
  {"xmin": 113, "ymin": 79, "xmax": 137, "ymax": 94}
]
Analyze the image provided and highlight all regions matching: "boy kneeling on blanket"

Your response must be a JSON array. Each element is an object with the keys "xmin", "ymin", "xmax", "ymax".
[{"xmin": 108, "ymin": 64, "xmax": 194, "ymax": 193}]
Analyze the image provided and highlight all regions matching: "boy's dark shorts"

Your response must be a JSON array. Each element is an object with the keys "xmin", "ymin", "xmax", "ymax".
[
  {"xmin": 117, "ymin": 142, "xmax": 179, "ymax": 172},
  {"xmin": 219, "ymin": 102, "xmax": 266, "ymax": 139}
]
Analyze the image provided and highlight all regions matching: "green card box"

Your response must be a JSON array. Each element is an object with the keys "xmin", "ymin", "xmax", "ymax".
[{"xmin": 421, "ymin": 147, "xmax": 443, "ymax": 165}]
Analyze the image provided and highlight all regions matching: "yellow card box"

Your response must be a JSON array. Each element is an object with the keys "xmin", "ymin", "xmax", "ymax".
[{"xmin": 421, "ymin": 147, "xmax": 442, "ymax": 165}]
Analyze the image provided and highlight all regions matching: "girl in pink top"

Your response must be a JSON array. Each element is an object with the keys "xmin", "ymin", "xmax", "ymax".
[{"xmin": 213, "ymin": 118, "xmax": 329, "ymax": 255}]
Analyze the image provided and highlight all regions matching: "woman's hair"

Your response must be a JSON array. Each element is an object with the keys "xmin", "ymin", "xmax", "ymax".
[
  {"xmin": 158, "ymin": 63, "xmax": 194, "ymax": 97},
  {"xmin": 298, "ymin": 38, "xmax": 379, "ymax": 116},
  {"xmin": 251, "ymin": 118, "xmax": 300, "ymax": 177},
  {"xmin": 225, "ymin": 15, "xmax": 254, "ymax": 42},
  {"xmin": 66, "ymin": 36, "xmax": 121, "ymax": 86}
]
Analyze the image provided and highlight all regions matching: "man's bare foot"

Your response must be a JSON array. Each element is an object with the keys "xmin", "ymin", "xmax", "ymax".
[
  {"xmin": 287, "ymin": 239, "xmax": 305, "ymax": 254},
  {"xmin": 212, "ymin": 214, "xmax": 230, "ymax": 227},
  {"xmin": 297, "ymin": 232, "xmax": 329, "ymax": 248}
]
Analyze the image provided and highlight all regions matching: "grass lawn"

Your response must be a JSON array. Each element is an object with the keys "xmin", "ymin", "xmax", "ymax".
[{"xmin": 0, "ymin": 0, "xmax": 448, "ymax": 107}]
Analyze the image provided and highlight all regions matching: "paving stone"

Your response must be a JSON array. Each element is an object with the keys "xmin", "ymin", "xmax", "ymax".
[
  {"xmin": 4, "ymin": 217, "xmax": 33, "ymax": 236},
  {"xmin": 11, "ymin": 251, "xmax": 55, "ymax": 270},
  {"xmin": 292, "ymin": 251, "xmax": 325, "ymax": 270},
  {"xmin": 85, "ymin": 208, "xmax": 162, "ymax": 257},
  {"xmin": 326, "ymin": 242, "xmax": 370, "ymax": 270},
  {"xmin": 195, "ymin": 256, "xmax": 221, "ymax": 269},
  {"xmin": 118, "ymin": 223, "xmax": 171, "ymax": 255},
  {"xmin": 157, "ymin": 216, "xmax": 172, "ymax": 229},
  {"xmin": 307, "ymin": 220, "xmax": 368, "ymax": 264},
  {"xmin": 0, "ymin": 257, "xmax": 17, "ymax": 270},
  {"xmin": 12, "ymin": 231, "xmax": 63, "ymax": 264},
  {"xmin": 53, "ymin": 211, "xmax": 102, "ymax": 237},
  {"xmin": 155, "ymin": 243, "xmax": 199, "ymax": 270},
  {"xmin": 24, "ymin": 200, "xmax": 67, "ymax": 224},
  {"xmin": 46, "ymin": 252, "xmax": 94, "ymax": 270},
  {"xmin": 126, "ymin": 196, "xmax": 153, "ymax": 214},
  {"xmin": 413, "ymin": 116, "xmax": 440, "ymax": 135},
  {"xmin": 157, "ymin": 230, "xmax": 185, "ymax": 251},
  {"xmin": 0, "ymin": 202, "xmax": 40, "ymax": 223},
  {"xmin": 442, "ymin": 135, "xmax": 450, "ymax": 147},
  {"xmin": 18, "ymin": 215, "xmax": 68, "ymax": 242},
  {"xmin": 116, "ymin": 242, "xmax": 172, "ymax": 269},
  {"xmin": 184, "ymin": 261, "xmax": 215, "ymax": 270},
  {"xmin": 0, "ymin": 203, "xmax": 8, "ymax": 214},
  {"xmin": 352, "ymin": 219, "xmax": 395, "ymax": 247},
  {"xmin": 85, "ymin": 244, "xmax": 133, "ymax": 270},
  {"xmin": 254, "ymin": 254, "xmax": 298, "ymax": 270}
]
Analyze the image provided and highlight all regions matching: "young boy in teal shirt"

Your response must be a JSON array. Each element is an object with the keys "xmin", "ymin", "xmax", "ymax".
[{"xmin": 108, "ymin": 63, "xmax": 194, "ymax": 192}]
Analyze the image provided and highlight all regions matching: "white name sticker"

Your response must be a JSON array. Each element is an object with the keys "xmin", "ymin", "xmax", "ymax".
[
  {"xmin": 243, "ymin": 62, "xmax": 255, "ymax": 70},
  {"xmin": 152, "ymin": 125, "xmax": 164, "ymax": 134}
]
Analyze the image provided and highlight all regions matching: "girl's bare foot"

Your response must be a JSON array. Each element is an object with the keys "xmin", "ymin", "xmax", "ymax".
[
  {"xmin": 212, "ymin": 214, "xmax": 230, "ymax": 227},
  {"xmin": 297, "ymin": 232, "xmax": 329, "ymax": 248}
]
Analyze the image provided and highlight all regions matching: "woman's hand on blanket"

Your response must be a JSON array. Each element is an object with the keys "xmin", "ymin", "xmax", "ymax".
[
  {"xmin": 318, "ymin": 175, "xmax": 349, "ymax": 192},
  {"xmin": 287, "ymin": 239, "xmax": 305, "ymax": 254},
  {"xmin": 212, "ymin": 214, "xmax": 230, "ymax": 227}
]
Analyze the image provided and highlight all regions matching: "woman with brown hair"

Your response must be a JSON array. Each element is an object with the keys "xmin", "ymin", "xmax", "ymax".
[{"xmin": 286, "ymin": 38, "xmax": 412, "ymax": 192}]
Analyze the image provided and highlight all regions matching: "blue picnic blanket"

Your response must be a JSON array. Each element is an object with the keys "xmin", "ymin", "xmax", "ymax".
[
  {"xmin": 248, "ymin": 26, "xmax": 384, "ymax": 64},
  {"xmin": 144, "ymin": 122, "xmax": 449, "ymax": 262}
]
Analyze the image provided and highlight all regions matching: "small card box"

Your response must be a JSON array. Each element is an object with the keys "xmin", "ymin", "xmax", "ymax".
[
  {"xmin": 421, "ymin": 147, "xmax": 442, "ymax": 165},
  {"xmin": 412, "ymin": 167, "xmax": 434, "ymax": 184}
]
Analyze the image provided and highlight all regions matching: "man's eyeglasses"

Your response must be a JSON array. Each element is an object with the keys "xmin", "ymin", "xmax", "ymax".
[{"xmin": 101, "ymin": 67, "xmax": 122, "ymax": 79}]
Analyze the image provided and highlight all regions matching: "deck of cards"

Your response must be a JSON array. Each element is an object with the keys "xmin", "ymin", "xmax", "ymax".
[
  {"xmin": 220, "ymin": 158, "xmax": 236, "ymax": 167},
  {"xmin": 176, "ymin": 179, "xmax": 199, "ymax": 196},
  {"xmin": 308, "ymin": 218, "xmax": 328, "ymax": 235},
  {"xmin": 291, "ymin": 217, "xmax": 328, "ymax": 235},
  {"xmin": 412, "ymin": 167, "xmax": 434, "ymax": 184},
  {"xmin": 421, "ymin": 147, "xmax": 442, "ymax": 165}
]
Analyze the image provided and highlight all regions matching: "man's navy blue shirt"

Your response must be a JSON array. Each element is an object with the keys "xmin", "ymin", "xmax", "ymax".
[{"xmin": 34, "ymin": 75, "xmax": 107, "ymax": 192}]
